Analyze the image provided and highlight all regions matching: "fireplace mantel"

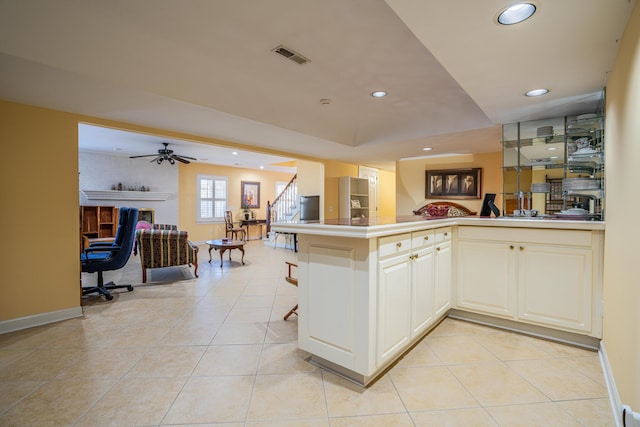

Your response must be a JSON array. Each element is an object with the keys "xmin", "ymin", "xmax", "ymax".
[{"xmin": 81, "ymin": 190, "xmax": 173, "ymax": 201}]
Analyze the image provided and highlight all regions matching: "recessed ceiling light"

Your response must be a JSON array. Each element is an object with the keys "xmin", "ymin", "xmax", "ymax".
[
  {"xmin": 112, "ymin": 147, "xmax": 122, "ymax": 151},
  {"xmin": 546, "ymin": 147, "xmax": 558, "ymax": 151},
  {"xmin": 259, "ymin": 165, "xmax": 264, "ymax": 169},
  {"xmin": 232, "ymin": 151, "xmax": 238, "ymax": 155},
  {"xmin": 550, "ymin": 156, "xmax": 559, "ymax": 159},
  {"xmin": 525, "ymin": 88, "xmax": 549, "ymax": 97},
  {"xmin": 422, "ymin": 147, "xmax": 433, "ymax": 151},
  {"xmin": 497, "ymin": 2, "xmax": 536, "ymax": 25},
  {"xmin": 371, "ymin": 91, "xmax": 387, "ymax": 98}
]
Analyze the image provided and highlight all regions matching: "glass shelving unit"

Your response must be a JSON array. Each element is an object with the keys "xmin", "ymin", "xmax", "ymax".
[{"xmin": 502, "ymin": 113, "xmax": 604, "ymax": 220}]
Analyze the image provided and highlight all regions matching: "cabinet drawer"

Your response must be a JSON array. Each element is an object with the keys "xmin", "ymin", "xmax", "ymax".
[
  {"xmin": 435, "ymin": 227, "xmax": 452, "ymax": 243},
  {"xmin": 458, "ymin": 226, "xmax": 592, "ymax": 247},
  {"xmin": 412, "ymin": 229, "xmax": 435, "ymax": 249},
  {"xmin": 379, "ymin": 233, "xmax": 412, "ymax": 258}
]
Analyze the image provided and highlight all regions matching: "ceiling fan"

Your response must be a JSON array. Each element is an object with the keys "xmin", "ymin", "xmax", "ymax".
[{"xmin": 129, "ymin": 142, "xmax": 197, "ymax": 165}]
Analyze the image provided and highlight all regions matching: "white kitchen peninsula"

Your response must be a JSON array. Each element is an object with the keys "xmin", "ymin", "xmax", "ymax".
[{"xmin": 271, "ymin": 216, "xmax": 605, "ymax": 386}]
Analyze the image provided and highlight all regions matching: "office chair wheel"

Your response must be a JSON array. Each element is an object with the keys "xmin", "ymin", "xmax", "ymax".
[
  {"xmin": 105, "ymin": 294, "xmax": 114, "ymax": 301},
  {"xmin": 126, "ymin": 285, "xmax": 133, "ymax": 291}
]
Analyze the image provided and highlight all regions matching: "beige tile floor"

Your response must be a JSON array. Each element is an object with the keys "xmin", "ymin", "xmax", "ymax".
[{"xmin": 0, "ymin": 240, "xmax": 614, "ymax": 426}]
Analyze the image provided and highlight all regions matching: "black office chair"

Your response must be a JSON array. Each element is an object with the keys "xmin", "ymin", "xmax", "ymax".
[{"xmin": 81, "ymin": 207, "xmax": 138, "ymax": 300}]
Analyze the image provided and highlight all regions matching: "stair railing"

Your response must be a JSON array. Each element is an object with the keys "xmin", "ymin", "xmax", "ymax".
[{"xmin": 266, "ymin": 174, "xmax": 297, "ymax": 236}]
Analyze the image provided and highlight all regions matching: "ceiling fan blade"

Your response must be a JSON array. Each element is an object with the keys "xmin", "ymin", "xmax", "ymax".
[
  {"xmin": 175, "ymin": 154, "xmax": 196, "ymax": 160},
  {"xmin": 129, "ymin": 154, "xmax": 159, "ymax": 159},
  {"xmin": 149, "ymin": 156, "xmax": 162, "ymax": 163},
  {"xmin": 173, "ymin": 156, "xmax": 191, "ymax": 164}
]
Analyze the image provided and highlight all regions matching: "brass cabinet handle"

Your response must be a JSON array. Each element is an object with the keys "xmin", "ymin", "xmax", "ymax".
[
  {"xmin": 424, "ymin": 236, "xmax": 429, "ymax": 240},
  {"xmin": 444, "ymin": 232, "xmax": 448, "ymax": 236},
  {"xmin": 509, "ymin": 245, "xmax": 514, "ymax": 250},
  {"xmin": 520, "ymin": 246, "xmax": 524, "ymax": 251},
  {"xmin": 396, "ymin": 242, "xmax": 402, "ymax": 248},
  {"xmin": 436, "ymin": 246, "xmax": 441, "ymax": 251}
]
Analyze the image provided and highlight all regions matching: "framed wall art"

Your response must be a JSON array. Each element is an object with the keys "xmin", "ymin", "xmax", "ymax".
[
  {"xmin": 425, "ymin": 168, "xmax": 481, "ymax": 199},
  {"xmin": 241, "ymin": 181, "xmax": 261, "ymax": 208}
]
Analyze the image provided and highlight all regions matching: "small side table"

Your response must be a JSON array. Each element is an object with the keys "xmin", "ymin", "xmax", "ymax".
[
  {"xmin": 206, "ymin": 239, "xmax": 245, "ymax": 268},
  {"xmin": 239, "ymin": 219, "xmax": 266, "ymax": 240}
]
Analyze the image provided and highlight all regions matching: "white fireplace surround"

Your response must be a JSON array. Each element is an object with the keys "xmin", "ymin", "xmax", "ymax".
[{"xmin": 79, "ymin": 151, "xmax": 179, "ymax": 225}]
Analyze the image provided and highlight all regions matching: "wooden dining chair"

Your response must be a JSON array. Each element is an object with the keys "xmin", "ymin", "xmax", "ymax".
[
  {"xmin": 283, "ymin": 261, "xmax": 298, "ymax": 320},
  {"xmin": 224, "ymin": 210, "xmax": 246, "ymax": 241}
]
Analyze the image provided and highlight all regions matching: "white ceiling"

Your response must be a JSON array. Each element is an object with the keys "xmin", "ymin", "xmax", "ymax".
[
  {"xmin": 0, "ymin": 0, "xmax": 634, "ymax": 171},
  {"xmin": 77, "ymin": 124, "xmax": 298, "ymax": 173}
]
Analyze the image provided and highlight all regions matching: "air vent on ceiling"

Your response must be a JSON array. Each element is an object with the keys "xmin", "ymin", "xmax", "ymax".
[{"xmin": 271, "ymin": 45, "xmax": 310, "ymax": 65}]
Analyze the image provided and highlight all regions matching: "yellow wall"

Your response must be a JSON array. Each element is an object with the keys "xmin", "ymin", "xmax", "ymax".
[
  {"xmin": 395, "ymin": 152, "xmax": 503, "ymax": 215},
  {"xmin": 323, "ymin": 161, "xmax": 359, "ymax": 219},
  {"xmin": 603, "ymin": 2, "xmax": 640, "ymax": 409},
  {"xmin": 0, "ymin": 101, "xmax": 81, "ymax": 321},
  {"xmin": 178, "ymin": 163, "xmax": 295, "ymax": 242},
  {"xmin": 296, "ymin": 159, "xmax": 325, "ymax": 220},
  {"xmin": 377, "ymin": 168, "xmax": 396, "ymax": 218},
  {"xmin": 322, "ymin": 161, "xmax": 396, "ymax": 219}
]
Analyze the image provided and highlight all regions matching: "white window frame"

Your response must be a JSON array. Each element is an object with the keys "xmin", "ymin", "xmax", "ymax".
[{"xmin": 197, "ymin": 174, "xmax": 227, "ymax": 223}]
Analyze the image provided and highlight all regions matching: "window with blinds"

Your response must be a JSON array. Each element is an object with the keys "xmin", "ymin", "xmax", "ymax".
[{"xmin": 197, "ymin": 175, "xmax": 227, "ymax": 222}]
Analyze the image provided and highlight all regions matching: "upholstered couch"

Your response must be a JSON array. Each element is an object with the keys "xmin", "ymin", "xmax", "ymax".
[
  {"xmin": 412, "ymin": 201, "xmax": 477, "ymax": 217},
  {"xmin": 152, "ymin": 223, "xmax": 178, "ymax": 231},
  {"xmin": 135, "ymin": 228, "xmax": 199, "ymax": 283}
]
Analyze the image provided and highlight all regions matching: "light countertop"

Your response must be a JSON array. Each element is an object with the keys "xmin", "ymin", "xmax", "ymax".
[{"xmin": 270, "ymin": 216, "xmax": 605, "ymax": 239}]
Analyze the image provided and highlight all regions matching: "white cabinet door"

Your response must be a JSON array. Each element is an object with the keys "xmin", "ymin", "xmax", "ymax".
[
  {"xmin": 377, "ymin": 227, "xmax": 452, "ymax": 367},
  {"xmin": 377, "ymin": 254, "xmax": 411, "ymax": 365},
  {"xmin": 518, "ymin": 244, "xmax": 593, "ymax": 332},
  {"xmin": 457, "ymin": 239, "xmax": 517, "ymax": 318},
  {"xmin": 434, "ymin": 240, "xmax": 452, "ymax": 317},
  {"xmin": 411, "ymin": 246, "xmax": 435, "ymax": 337}
]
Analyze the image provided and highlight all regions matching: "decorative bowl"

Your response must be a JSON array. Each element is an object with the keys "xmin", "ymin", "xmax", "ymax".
[{"xmin": 426, "ymin": 205, "xmax": 449, "ymax": 217}]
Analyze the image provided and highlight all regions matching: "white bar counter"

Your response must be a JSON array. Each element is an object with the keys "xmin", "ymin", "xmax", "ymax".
[{"xmin": 271, "ymin": 216, "xmax": 604, "ymax": 386}]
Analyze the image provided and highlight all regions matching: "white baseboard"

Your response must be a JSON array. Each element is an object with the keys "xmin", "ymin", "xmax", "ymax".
[
  {"xmin": 600, "ymin": 341, "xmax": 629, "ymax": 427},
  {"xmin": 0, "ymin": 306, "xmax": 83, "ymax": 334}
]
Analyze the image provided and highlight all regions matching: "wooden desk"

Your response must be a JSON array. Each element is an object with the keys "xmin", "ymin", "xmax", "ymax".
[
  {"xmin": 206, "ymin": 239, "xmax": 245, "ymax": 268},
  {"xmin": 239, "ymin": 219, "xmax": 266, "ymax": 240}
]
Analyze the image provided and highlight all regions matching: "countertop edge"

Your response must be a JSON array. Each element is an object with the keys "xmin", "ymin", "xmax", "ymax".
[{"xmin": 270, "ymin": 217, "xmax": 605, "ymax": 238}]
